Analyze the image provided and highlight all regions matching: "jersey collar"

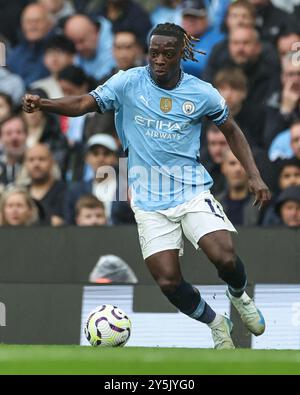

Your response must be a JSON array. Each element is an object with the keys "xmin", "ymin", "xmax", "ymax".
[{"xmin": 146, "ymin": 65, "xmax": 184, "ymax": 90}]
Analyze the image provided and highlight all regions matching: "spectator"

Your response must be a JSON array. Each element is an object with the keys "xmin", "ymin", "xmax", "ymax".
[
  {"xmin": 38, "ymin": 0, "xmax": 75, "ymax": 24},
  {"xmin": 22, "ymin": 89, "xmax": 68, "ymax": 174},
  {"xmin": 214, "ymin": 67, "xmax": 265, "ymax": 149},
  {"xmin": 0, "ymin": 68, "xmax": 25, "ymax": 106},
  {"xmin": 0, "ymin": 186, "xmax": 39, "ymax": 226},
  {"xmin": 277, "ymin": 31, "xmax": 300, "ymax": 62},
  {"xmin": 0, "ymin": 115, "xmax": 27, "ymax": 186},
  {"xmin": 0, "ymin": 93, "xmax": 14, "ymax": 124},
  {"xmin": 203, "ymin": 26, "xmax": 280, "ymax": 109},
  {"xmin": 64, "ymin": 14, "xmax": 115, "ymax": 80},
  {"xmin": 223, "ymin": 0, "xmax": 256, "ymax": 33},
  {"xmin": 25, "ymin": 143, "xmax": 66, "ymax": 226},
  {"xmin": 151, "ymin": 0, "xmax": 182, "ymax": 27},
  {"xmin": 101, "ymin": 0, "xmax": 152, "ymax": 51},
  {"xmin": 64, "ymin": 134, "xmax": 134, "ymax": 225},
  {"xmin": 217, "ymin": 149, "xmax": 260, "ymax": 226},
  {"xmin": 7, "ymin": 3, "xmax": 55, "ymax": 86},
  {"xmin": 264, "ymin": 52, "xmax": 300, "ymax": 147},
  {"xmin": 75, "ymin": 194, "xmax": 107, "ymax": 226},
  {"xmin": 248, "ymin": 0, "xmax": 299, "ymax": 46},
  {"xmin": 180, "ymin": 0, "xmax": 225, "ymax": 78},
  {"xmin": 31, "ymin": 34, "xmax": 76, "ymax": 98},
  {"xmin": 100, "ymin": 30, "xmax": 146, "ymax": 82},
  {"xmin": 274, "ymin": 185, "xmax": 300, "ymax": 228},
  {"xmin": 201, "ymin": 123, "xmax": 228, "ymax": 195},
  {"xmin": 262, "ymin": 159, "xmax": 300, "ymax": 225}
]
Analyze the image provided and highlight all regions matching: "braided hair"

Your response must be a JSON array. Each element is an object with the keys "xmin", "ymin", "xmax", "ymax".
[{"xmin": 150, "ymin": 23, "xmax": 206, "ymax": 62}]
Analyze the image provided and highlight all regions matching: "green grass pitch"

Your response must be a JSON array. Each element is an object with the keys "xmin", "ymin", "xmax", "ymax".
[{"xmin": 0, "ymin": 345, "xmax": 299, "ymax": 374}]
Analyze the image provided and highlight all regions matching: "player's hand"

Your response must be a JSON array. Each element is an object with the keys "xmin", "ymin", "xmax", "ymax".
[
  {"xmin": 248, "ymin": 175, "xmax": 271, "ymax": 210},
  {"xmin": 22, "ymin": 94, "xmax": 41, "ymax": 113}
]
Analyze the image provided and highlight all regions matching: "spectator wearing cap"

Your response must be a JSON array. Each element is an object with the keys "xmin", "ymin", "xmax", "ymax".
[
  {"xmin": 274, "ymin": 185, "xmax": 300, "ymax": 228},
  {"xmin": 7, "ymin": 3, "xmax": 55, "ymax": 86},
  {"xmin": 64, "ymin": 134, "xmax": 134, "ymax": 225},
  {"xmin": 180, "ymin": 0, "xmax": 225, "ymax": 78},
  {"xmin": 75, "ymin": 194, "xmax": 107, "ymax": 226},
  {"xmin": 64, "ymin": 14, "xmax": 115, "ymax": 80},
  {"xmin": 31, "ymin": 35, "xmax": 76, "ymax": 99},
  {"xmin": 262, "ymin": 159, "xmax": 300, "ymax": 226}
]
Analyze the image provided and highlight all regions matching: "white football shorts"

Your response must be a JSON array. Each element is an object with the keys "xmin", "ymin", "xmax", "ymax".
[{"xmin": 132, "ymin": 190, "xmax": 237, "ymax": 260}]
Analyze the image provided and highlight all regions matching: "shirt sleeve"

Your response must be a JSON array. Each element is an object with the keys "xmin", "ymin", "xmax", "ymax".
[
  {"xmin": 204, "ymin": 85, "xmax": 229, "ymax": 126},
  {"xmin": 88, "ymin": 70, "xmax": 127, "ymax": 113}
]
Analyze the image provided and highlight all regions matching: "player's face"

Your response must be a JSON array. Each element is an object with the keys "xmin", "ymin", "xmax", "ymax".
[{"xmin": 149, "ymin": 35, "xmax": 183, "ymax": 87}]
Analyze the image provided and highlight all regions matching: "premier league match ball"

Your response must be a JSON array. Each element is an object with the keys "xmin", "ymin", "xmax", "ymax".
[{"xmin": 84, "ymin": 304, "xmax": 131, "ymax": 347}]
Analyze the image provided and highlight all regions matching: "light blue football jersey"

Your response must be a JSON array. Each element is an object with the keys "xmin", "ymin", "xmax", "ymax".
[{"xmin": 89, "ymin": 66, "xmax": 229, "ymax": 211}]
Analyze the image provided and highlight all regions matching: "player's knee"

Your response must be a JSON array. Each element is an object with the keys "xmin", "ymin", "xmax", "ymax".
[
  {"xmin": 212, "ymin": 249, "xmax": 236, "ymax": 271},
  {"xmin": 158, "ymin": 278, "xmax": 181, "ymax": 295}
]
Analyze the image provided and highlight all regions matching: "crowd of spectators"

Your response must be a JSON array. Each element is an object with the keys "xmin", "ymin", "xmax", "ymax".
[{"xmin": 0, "ymin": 0, "xmax": 299, "ymax": 228}]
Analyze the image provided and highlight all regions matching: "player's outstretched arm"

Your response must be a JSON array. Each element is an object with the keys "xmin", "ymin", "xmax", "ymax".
[
  {"xmin": 22, "ymin": 94, "xmax": 98, "ymax": 117},
  {"xmin": 219, "ymin": 116, "xmax": 271, "ymax": 209}
]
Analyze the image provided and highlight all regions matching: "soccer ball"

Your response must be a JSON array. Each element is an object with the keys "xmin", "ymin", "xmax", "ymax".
[{"xmin": 84, "ymin": 304, "xmax": 131, "ymax": 347}]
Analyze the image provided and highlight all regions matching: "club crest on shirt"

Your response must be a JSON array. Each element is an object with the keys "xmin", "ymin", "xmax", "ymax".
[
  {"xmin": 182, "ymin": 101, "xmax": 195, "ymax": 115},
  {"xmin": 160, "ymin": 97, "xmax": 172, "ymax": 113}
]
